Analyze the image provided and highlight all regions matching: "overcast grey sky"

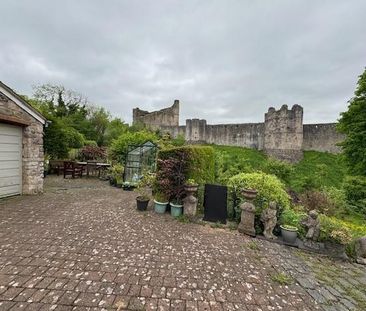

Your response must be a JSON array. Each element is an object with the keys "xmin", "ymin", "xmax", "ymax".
[{"xmin": 0, "ymin": 0, "xmax": 365, "ymax": 124}]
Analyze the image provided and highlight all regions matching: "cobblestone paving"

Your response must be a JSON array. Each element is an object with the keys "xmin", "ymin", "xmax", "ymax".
[{"xmin": 0, "ymin": 176, "xmax": 365, "ymax": 311}]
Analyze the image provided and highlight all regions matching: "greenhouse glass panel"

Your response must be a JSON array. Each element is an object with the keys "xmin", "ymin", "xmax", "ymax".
[{"xmin": 123, "ymin": 141, "xmax": 157, "ymax": 183}]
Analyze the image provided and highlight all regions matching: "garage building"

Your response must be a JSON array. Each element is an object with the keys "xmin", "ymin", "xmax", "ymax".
[{"xmin": 0, "ymin": 81, "xmax": 46, "ymax": 198}]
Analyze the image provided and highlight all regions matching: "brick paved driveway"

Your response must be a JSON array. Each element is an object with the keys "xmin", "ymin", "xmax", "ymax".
[{"xmin": 0, "ymin": 176, "xmax": 365, "ymax": 311}]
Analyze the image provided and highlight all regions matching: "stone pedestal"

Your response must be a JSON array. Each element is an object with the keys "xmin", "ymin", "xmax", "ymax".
[
  {"xmin": 183, "ymin": 185, "xmax": 198, "ymax": 216},
  {"xmin": 355, "ymin": 237, "xmax": 366, "ymax": 265},
  {"xmin": 238, "ymin": 189, "xmax": 257, "ymax": 237}
]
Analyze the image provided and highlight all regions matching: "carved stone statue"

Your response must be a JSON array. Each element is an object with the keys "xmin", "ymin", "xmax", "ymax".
[
  {"xmin": 238, "ymin": 189, "xmax": 257, "ymax": 237},
  {"xmin": 355, "ymin": 236, "xmax": 366, "ymax": 265},
  {"xmin": 301, "ymin": 210, "xmax": 321, "ymax": 241},
  {"xmin": 261, "ymin": 201, "xmax": 277, "ymax": 239}
]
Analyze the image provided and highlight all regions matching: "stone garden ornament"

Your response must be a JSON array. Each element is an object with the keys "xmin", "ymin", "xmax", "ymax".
[
  {"xmin": 355, "ymin": 236, "xmax": 366, "ymax": 265},
  {"xmin": 183, "ymin": 182, "xmax": 198, "ymax": 216},
  {"xmin": 261, "ymin": 201, "xmax": 277, "ymax": 239},
  {"xmin": 238, "ymin": 189, "xmax": 257, "ymax": 237},
  {"xmin": 301, "ymin": 210, "xmax": 321, "ymax": 241}
]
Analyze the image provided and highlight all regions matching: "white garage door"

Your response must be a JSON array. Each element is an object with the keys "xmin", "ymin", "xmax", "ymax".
[{"xmin": 0, "ymin": 123, "xmax": 22, "ymax": 198}]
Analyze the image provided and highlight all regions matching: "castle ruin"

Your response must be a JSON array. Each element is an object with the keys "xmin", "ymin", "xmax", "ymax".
[{"xmin": 132, "ymin": 100, "xmax": 344, "ymax": 162}]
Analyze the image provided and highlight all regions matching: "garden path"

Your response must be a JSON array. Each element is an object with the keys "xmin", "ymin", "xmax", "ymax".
[{"xmin": 0, "ymin": 176, "xmax": 365, "ymax": 310}]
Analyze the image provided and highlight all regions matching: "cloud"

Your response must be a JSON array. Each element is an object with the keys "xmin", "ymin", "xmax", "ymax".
[{"xmin": 0, "ymin": 0, "xmax": 365, "ymax": 124}]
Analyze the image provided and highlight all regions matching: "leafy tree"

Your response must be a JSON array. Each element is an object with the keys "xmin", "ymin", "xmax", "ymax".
[
  {"xmin": 109, "ymin": 130, "xmax": 158, "ymax": 163},
  {"xmin": 43, "ymin": 117, "xmax": 70, "ymax": 159},
  {"xmin": 104, "ymin": 118, "xmax": 129, "ymax": 146},
  {"xmin": 338, "ymin": 68, "xmax": 366, "ymax": 175},
  {"xmin": 88, "ymin": 107, "xmax": 110, "ymax": 146}
]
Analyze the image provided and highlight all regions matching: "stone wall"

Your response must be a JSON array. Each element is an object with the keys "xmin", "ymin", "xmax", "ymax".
[
  {"xmin": 134, "ymin": 102, "xmax": 344, "ymax": 162},
  {"xmin": 263, "ymin": 105, "xmax": 304, "ymax": 162},
  {"xmin": 133, "ymin": 100, "xmax": 179, "ymax": 130},
  {"xmin": 0, "ymin": 92, "xmax": 44, "ymax": 195},
  {"xmin": 303, "ymin": 123, "xmax": 345, "ymax": 153}
]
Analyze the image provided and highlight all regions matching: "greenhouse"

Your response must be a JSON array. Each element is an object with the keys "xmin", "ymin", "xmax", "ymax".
[{"xmin": 123, "ymin": 141, "xmax": 157, "ymax": 183}]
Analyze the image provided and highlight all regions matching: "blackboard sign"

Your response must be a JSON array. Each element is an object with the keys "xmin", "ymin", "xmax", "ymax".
[{"xmin": 203, "ymin": 184, "xmax": 228, "ymax": 224}]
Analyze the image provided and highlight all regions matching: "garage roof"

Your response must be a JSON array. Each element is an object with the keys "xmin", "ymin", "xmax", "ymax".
[{"xmin": 0, "ymin": 81, "xmax": 46, "ymax": 125}]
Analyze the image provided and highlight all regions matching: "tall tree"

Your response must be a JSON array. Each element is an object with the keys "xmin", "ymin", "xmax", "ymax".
[{"xmin": 338, "ymin": 68, "xmax": 366, "ymax": 175}]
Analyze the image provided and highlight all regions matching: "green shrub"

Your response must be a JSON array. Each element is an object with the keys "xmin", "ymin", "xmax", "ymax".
[
  {"xmin": 227, "ymin": 172, "xmax": 290, "ymax": 211},
  {"xmin": 343, "ymin": 176, "xmax": 366, "ymax": 215},
  {"xmin": 171, "ymin": 134, "xmax": 186, "ymax": 147},
  {"xmin": 319, "ymin": 215, "xmax": 353, "ymax": 245},
  {"xmin": 84, "ymin": 140, "xmax": 98, "ymax": 146},
  {"xmin": 288, "ymin": 151, "xmax": 347, "ymax": 192},
  {"xmin": 109, "ymin": 130, "xmax": 158, "ymax": 163},
  {"xmin": 280, "ymin": 208, "xmax": 307, "ymax": 237},
  {"xmin": 157, "ymin": 145, "xmax": 215, "ymax": 212},
  {"xmin": 299, "ymin": 187, "xmax": 348, "ymax": 217},
  {"xmin": 158, "ymin": 145, "xmax": 215, "ymax": 185},
  {"xmin": 263, "ymin": 159, "xmax": 293, "ymax": 184},
  {"xmin": 211, "ymin": 145, "xmax": 266, "ymax": 184}
]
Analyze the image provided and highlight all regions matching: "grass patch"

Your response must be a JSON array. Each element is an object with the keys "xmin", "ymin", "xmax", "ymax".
[
  {"xmin": 210, "ymin": 221, "xmax": 224, "ymax": 229},
  {"xmin": 247, "ymin": 240, "xmax": 260, "ymax": 251},
  {"xmin": 288, "ymin": 151, "xmax": 347, "ymax": 192},
  {"xmin": 176, "ymin": 214, "xmax": 191, "ymax": 223},
  {"xmin": 211, "ymin": 145, "xmax": 347, "ymax": 192},
  {"xmin": 270, "ymin": 272, "xmax": 293, "ymax": 285}
]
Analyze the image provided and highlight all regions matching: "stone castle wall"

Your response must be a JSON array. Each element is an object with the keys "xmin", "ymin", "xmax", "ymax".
[
  {"xmin": 0, "ymin": 93, "xmax": 44, "ymax": 194},
  {"xmin": 303, "ymin": 123, "xmax": 344, "ymax": 153},
  {"xmin": 263, "ymin": 105, "xmax": 304, "ymax": 162},
  {"xmin": 132, "ymin": 102, "xmax": 344, "ymax": 162},
  {"xmin": 133, "ymin": 100, "xmax": 179, "ymax": 130}
]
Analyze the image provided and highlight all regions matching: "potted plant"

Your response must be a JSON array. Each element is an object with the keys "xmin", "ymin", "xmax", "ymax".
[
  {"xmin": 109, "ymin": 164, "xmax": 124, "ymax": 187},
  {"xmin": 280, "ymin": 224, "xmax": 298, "ymax": 244},
  {"xmin": 170, "ymin": 199, "xmax": 183, "ymax": 217},
  {"xmin": 135, "ymin": 173, "xmax": 155, "ymax": 211},
  {"xmin": 154, "ymin": 192, "xmax": 169, "ymax": 214},
  {"xmin": 116, "ymin": 177, "xmax": 123, "ymax": 188}
]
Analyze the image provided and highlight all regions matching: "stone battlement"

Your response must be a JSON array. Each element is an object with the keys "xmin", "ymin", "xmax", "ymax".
[{"xmin": 132, "ymin": 102, "xmax": 344, "ymax": 162}]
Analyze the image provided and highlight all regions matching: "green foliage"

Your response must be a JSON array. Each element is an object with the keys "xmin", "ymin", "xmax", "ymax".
[
  {"xmin": 280, "ymin": 208, "xmax": 306, "ymax": 227},
  {"xmin": 280, "ymin": 207, "xmax": 366, "ymax": 245},
  {"xmin": 135, "ymin": 172, "xmax": 156, "ymax": 199},
  {"xmin": 338, "ymin": 68, "xmax": 366, "ymax": 175},
  {"xmin": 263, "ymin": 159, "xmax": 293, "ymax": 184},
  {"xmin": 299, "ymin": 187, "xmax": 348, "ymax": 217},
  {"xmin": 319, "ymin": 215, "xmax": 353, "ymax": 245},
  {"xmin": 343, "ymin": 175, "xmax": 366, "ymax": 215},
  {"xmin": 270, "ymin": 272, "xmax": 293, "ymax": 285},
  {"xmin": 109, "ymin": 164, "xmax": 124, "ymax": 181},
  {"xmin": 63, "ymin": 126, "xmax": 85, "ymax": 148},
  {"xmin": 280, "ymin": 208, "xmax": 306, "ymax": 237},
  {"xmin": 171, "ymin": 134, "xmax": 186, "ymax": 147},
  {"xmin": 84, "ymin": 140, "xmax": 98, "ymax": 147},
  {"xmin": 288, "ymin": 151, "xmax": 347, "ymax": 192},
  {"xmin": 44, "ymin": 118, "xmax": 69, "ymax": 159},
  {"xmin": 109, "ymin": 130, "xmax": 158, "ymax": 163},
  {"xmin": 227, "ymin": 172, "xmax": 290, "ymax": 211},
  {"xmin": 158, "ymin": 145, "xmax": 215, "ymax": 185},
  {"xmin": 212, "ymin": 145, "xmax": 267, "ymax": 184},
  {"xmin": 104, "ymin": 118, "xmax": 129, "ymax": 146}
]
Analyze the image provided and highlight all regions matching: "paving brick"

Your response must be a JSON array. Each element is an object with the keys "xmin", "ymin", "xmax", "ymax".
[{"xmin": 0, "ymin": 176, "xmax": 365, "ymax": 311}]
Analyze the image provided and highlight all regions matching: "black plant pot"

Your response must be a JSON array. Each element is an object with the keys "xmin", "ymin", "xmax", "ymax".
[{"xmin": 136, "ymin": 197, "xmax": 149, "ymax": 211}]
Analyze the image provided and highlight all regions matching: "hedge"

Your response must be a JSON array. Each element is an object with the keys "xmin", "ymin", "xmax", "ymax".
[{"xmin": 157, "ymin": 145, "xmax": 215, "ymax": 185}]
